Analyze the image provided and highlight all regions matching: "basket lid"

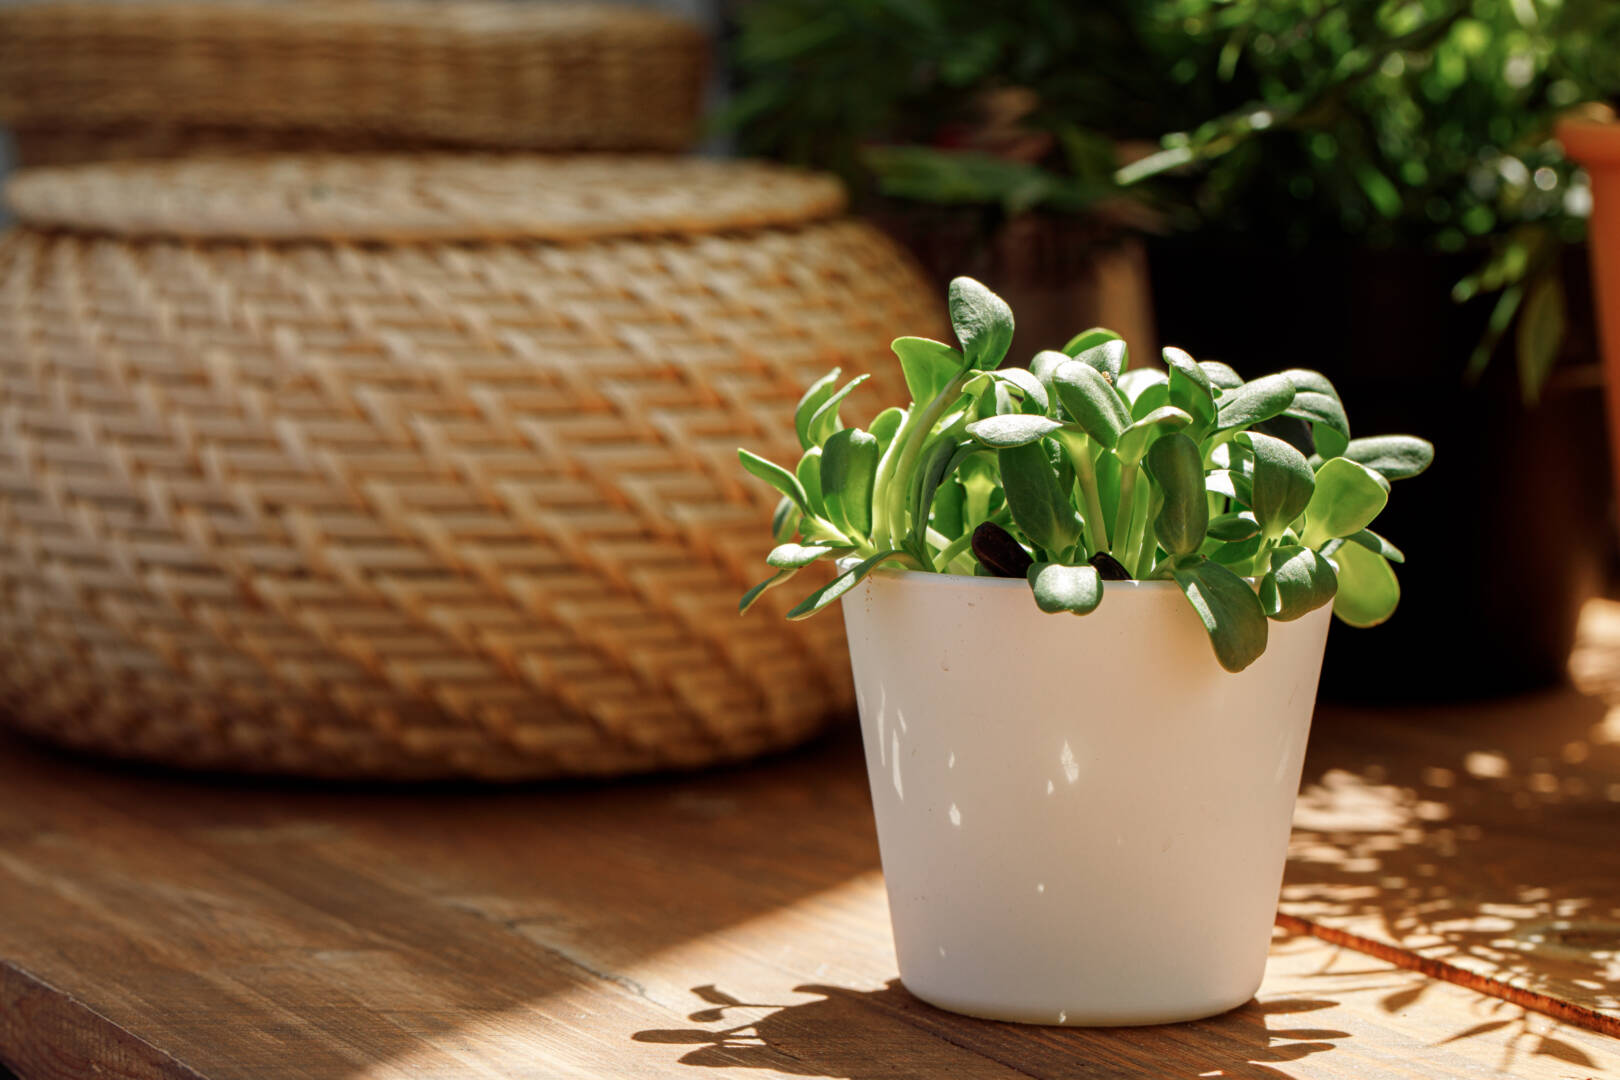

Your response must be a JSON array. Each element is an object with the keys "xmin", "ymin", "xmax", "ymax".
[
  {"xmin": 0, "ymin": 2, "xmax": 710, "ymax": 154},
  {"xmin": 3, "ymin": 155, "xmax": 849, "ymax": 242}
]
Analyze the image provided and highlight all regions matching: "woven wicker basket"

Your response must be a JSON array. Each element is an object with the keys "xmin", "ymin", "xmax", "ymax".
[
  {"xmin": 0, "ymin": 1, "xmax": 708, "ymax": 166},
  {"xmin": 0, "ymin": 155, "xmax": 936, "ymax": 779}
]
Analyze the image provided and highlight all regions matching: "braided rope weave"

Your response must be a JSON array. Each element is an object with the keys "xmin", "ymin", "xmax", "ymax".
[
  {"xmin": 0, "ymin": 156, "xmax": 934, "ymax": 778},
  {"xmin": 0, "ymin": 1, "xmax": 709, "ymax": 165}
]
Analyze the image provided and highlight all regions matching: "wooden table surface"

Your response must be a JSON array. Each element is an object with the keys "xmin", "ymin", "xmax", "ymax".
[{"xmin": 3, "ymin": 607, "xmax": 1620, "ymax": 1080}]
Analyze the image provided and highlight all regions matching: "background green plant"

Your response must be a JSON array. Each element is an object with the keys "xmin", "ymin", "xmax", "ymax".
[
  {"xmin": 738, "ymin": 278, "xmax": 1433, "ymax": 673},
  {"xmin": 721, "ymin": 0, "xmax": 1620, "ymax": 395}
]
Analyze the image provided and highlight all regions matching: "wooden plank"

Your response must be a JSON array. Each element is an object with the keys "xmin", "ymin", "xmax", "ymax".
[
  {"xmin": 1280, "ymin": 599, "xmax": 1620, "ymax": 1034},
  {"xmin": 0, "ymin": 672, "xmax": 1617, "ymax": 1078}
]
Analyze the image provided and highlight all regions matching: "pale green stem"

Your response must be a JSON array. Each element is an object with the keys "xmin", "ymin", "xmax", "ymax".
[
  {"xmin": 1114, "ymin": 463, "xmax": 1138, "ymax": 557},
  {"xmin": 1073, "ymin": 449, "xmax": 1109, "ymax": 559},
  {"xmin": 930, "ymin": 527, "xmax": 976, "ymax": 575},
  {"xmin": 1057, "ymin": 432, "xmax": 1107, "ymax": 559},
  {"xmin": 1246, "ymin": 534, "xmax": 1280, "ymax": 580},
  {"xmin": 801, "ymin": 517, "xmax": 860, "ymax": 552},
  {"xmin": 1126, "ymin": 475, "xmax": 1155, "ymax": 579},
  {"xmin": 872, "ymin": 375, "xmax": 971, "ymax": 551}
]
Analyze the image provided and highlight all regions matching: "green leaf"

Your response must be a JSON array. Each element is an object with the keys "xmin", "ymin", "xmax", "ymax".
[
  {"xmin": 1208, "ymin": 511, "xmax": 1260, "ymax": 542},
  {"xmin": 1172, "ymin": 557, "xmax": 1269, "ymax": 673},
  {"xmin": 998, "ymin": 441, "xmax": 1083, "ymax": 556},
  {"xmin": 981, "ymin": 379, "xmax": 1018, "ymax": 419},
  {"xmin": 949, "ymin": 277, "xmax": 1015, "ymax": 370},
  {"xmin": 1276, "ymin": 368, "xmax": 1340, "ymax": 399},
  {"xmin": 796, "ymin": 448, "xmax": 826, "ymax": 518},
  {"xmin": 935, "ymin": 405, "xmax": 974, "ymax": 443},
  {"xmin": 771, "ymin": 496, "xmax": 800, "ymax": 542},
  {"xmin": 1144, "ymin": 432, "xmax": 1208, "ymax": 556},
  {"xmin": 1210, "ymin": 534, "xmax": 1263, "ymax": 566},
  {"xmin": 1061, "ymin": 327, "xmax": 1121, "ymax": 358},
  {"xmin": 821, "ymin": 428, "xmax": 880, "ymax": 538},
  {"xmin": 959, "ymin": 452, "xmax": 999, "ymax": 528},
  {"xmin": 1114, "ymin": 405, "xmax": 1193, "ymax": 466},
  {"xmin": 1260, "ymin": 544, "xmax": 1338, "ymax": 621},
  {"xmin": 767, "ymin": 542, "xmax": 851, "ymax": 569},
  {"xmin": 1163, "ymin": 347, "xmax": 1217, "ymax": 434},
  {"xmin": 739, "ymin": 448, "xmax": 811, "ymax": 517},
  {"xmin": 1215, "ymin": 373, "xmax": 1296, "ymax": 432},
  {"xmin": 1516, "ymin": 274, "xmax": 1565, "ymax": 405},
  {"xmin": 1278, "ymin": 370, "xmax": 1351, "ymax": 458},
  {"xmin": 966, "ymin": 413, "xmax": 1064, "ymax": 448},
  {"xmin": 1129, "ymin": 381, "xmax": 1171, "ymax": 421},
  {"xmin": 991, "ymin": 368, "xmax": 1049, "ymax": 414},
  {"xmin": 1301, "ymin": 457, "xmax": 1389, "ymax": 548},
  {"xmin": 1342, "ymin": 435, "xmax": 1435, "ymax": 481},
  {"xmin": 1117, "ymin": 368, "xmax": 1168, "ymax": 407},
  {"xmin": 909, "ymin": 437, "xmax": 963, "ymax": 550},
  {"xmin": 1199, "ymin": 361, "xmax": 1244, "ymax": 390},
  {"xmin": 1206, "ymin": 468, "xmax": 1254, "ymax": 505},
  {"xmin": 740, "ymin": 567, "xmax": 797, "ymax": 614},
  {"xmin": 891, "ymin": 337, "xmax": 965, "ymax": 406},
  {"xmin": 1094, "ymin": 447, "xmax": 1122, "ymax": 540},
  {"xmin": 787, "ymin": 550, "xmax": 909, "ymax": 620},
  {"xmin": 932, "ymin": 478, "xmax": 966, "ymax": 540},
  {"xmin": 1329, "ymin": 540, "xmax": 1400, "ymax": 628},
  {"xmin": 1053, "ymin": 361, "xmax": 1129, "ymax": 448},
  {"xmin": 864, "ymin": 146, "xmax": 1082, "ymax": 216},
  {"xmin": 794, "ymin": 369, "xmax": 841, "ymax": 450},
  {"xmin": 1238, "ymin": 431, "xmax": 1315, "ymax": 541},
  {"xmin": 1074, "ymin": 338, "xmax": 1128, "ymax": 383},
  {"xmin": 1344, "ymin": 527, "xmax": 1405, "ymax": 564},
  {"xmin": 1466, "ymin": 283, "xmax": 1524, "ymax": 382},
  {"xmin": 1030, "ymin": 349, "xmax": 1071, "ymax": 394},
  {"xmin": 869, "ymin": 406, "xmax": 905, "ymax": 456},
  {"xmin": 1027, "ymin": 561, "xmax": 1103, "ymax": 615},
  {"xmin": 806, "ymin": 373, "xmax": 871, "ymax": 447}
]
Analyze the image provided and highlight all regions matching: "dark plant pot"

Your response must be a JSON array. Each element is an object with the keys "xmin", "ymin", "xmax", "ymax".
[
  {"xmin": 869, "ymin": 205, "xmax": 1156, "ymax": 363},
  {"xmin": 1149, "ymin": 241, "xmax": 1611, "ymax": 702}
]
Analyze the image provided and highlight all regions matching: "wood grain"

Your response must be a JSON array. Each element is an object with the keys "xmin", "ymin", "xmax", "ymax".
[
  {"xmin": 1, "ymin": 672, "xmax": 1617, "ymax": 1078},
  {"xmin": 1281, "ymin": 600, "xmax": 1620, "ymax": 1035}
]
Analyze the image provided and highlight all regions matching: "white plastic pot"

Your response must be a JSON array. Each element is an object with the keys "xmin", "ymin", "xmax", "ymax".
[{"xmin": 841, "ymin": 569, "xmax": 1332, "ymax": 1026}]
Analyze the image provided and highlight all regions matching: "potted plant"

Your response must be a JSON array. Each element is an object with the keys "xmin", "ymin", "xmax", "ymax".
[
  {"xmin": 1554, "ymin": 5, "xmax": 1620, "ymax": 506},
  {"xmin": 738, "ymin": 278, "xmax": 1432, "ymax": 1026},
  {"xmin": 1561, "ymin": 105, "xmax": 1620, "ymax": 490},
  {"xmin": 717, "ymin": 1, "xmax": 1161, "ymax": 358},
  {"xmin": 1119, "ymin": 0, "xmax": 1613, "ymax": 700},
  {"xmin": 722, "ymin": 0, "xmax": 1611, "ymax": 699}
]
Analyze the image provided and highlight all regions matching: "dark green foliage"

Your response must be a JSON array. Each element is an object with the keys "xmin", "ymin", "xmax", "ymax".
[{"xmin": 739, "ymin": 280, "xmax": 1431, "ymax": 672}]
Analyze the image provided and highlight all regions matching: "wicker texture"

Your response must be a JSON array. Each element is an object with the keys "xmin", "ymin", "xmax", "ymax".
[
  {"xmin": 0, "ymin": 156, "xmax": 934, "ymax": 779},
  {"xmin": 0, "ymin": 1, "xmax": 709, "ymax": 166},
  {"xmin": 7, "ymin": 155, "xmax": 849, "ymax": 241}
]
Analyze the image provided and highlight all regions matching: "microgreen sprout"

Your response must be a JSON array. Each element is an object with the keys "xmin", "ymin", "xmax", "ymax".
[{"xmin": 739, "ymin": 278, "xmax": 1433, "ymax": 672}]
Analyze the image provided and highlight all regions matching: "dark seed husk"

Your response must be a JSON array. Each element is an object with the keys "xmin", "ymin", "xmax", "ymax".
[
  {"xmin": 1089, "ymin": 551, "xmax": 1133, "ymax": 581},
  {"xmin": 1252, "ymin": 415, "xmax": 1315, "ymax": 457},
  {"xmin": 970, "ymin": 521, "xmax": 1033, "ymax": 579}
]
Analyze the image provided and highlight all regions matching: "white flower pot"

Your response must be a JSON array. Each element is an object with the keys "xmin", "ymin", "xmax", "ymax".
[{"xmin": 841, "ymin": 569, "xmax": 1332, "ymax": 1026}]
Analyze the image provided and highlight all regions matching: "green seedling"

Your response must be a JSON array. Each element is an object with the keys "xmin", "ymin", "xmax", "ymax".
[{"xmin": 738, "ymin": 277, "xmax": 1433, "ymax": 672}]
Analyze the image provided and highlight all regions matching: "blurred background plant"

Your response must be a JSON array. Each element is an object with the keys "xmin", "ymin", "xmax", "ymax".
[
  {"xmin": 1127, "ymin": 0, "xmax": 1620, "ymax": 401},
  {"xmin": 719, "ymin": 1, "xmax": 1153, "ymax": 227},
  {"xmin": 720, "ymin": 0, "xmax": 1620, "ymax": 398},
  {"xmin": 719, "ymin": 0, "xmax": 1620, "ymax": 700}
]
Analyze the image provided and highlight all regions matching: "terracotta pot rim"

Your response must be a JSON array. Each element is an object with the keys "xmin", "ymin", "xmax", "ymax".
[{"xmin": 1557, "ymin": 114, "xmax": 1620, "ymax": 167}]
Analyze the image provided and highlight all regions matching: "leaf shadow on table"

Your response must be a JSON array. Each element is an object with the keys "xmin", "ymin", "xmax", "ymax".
[
  {"xmin": 1289, "ymin": 673, "xmax": 1620, "ymax": 1033},
  {"xmin": 634, "ymin": 980, "xmax": 1349, "ymax": 1079}
]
